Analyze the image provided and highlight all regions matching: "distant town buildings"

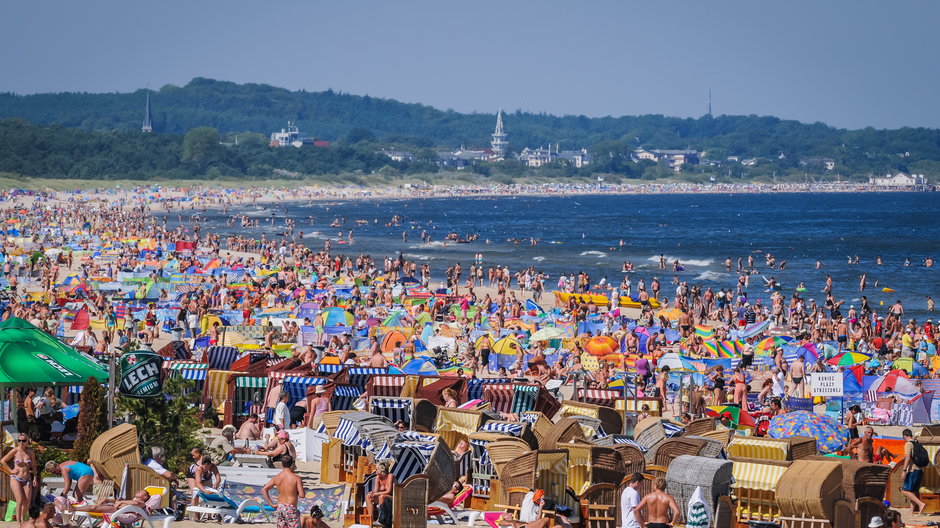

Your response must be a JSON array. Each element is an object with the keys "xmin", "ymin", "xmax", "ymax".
[
  {"xmin": 869, "ymin": 171, "xmax": 927, "ymax": 187},
  {"xmin": 800, "ymin": 158, "xmax": 836, "ymax": 171},
  {"xmin": 269, "ymin": 121, "xmax": 329, "ymax": 148},
  {"xmin": 518, "ymin": 146, "xmax": 591, "ymax": 168},
  {"xmin": 634, "ymin": 148, "xmax": 701, "ymax": 171}
]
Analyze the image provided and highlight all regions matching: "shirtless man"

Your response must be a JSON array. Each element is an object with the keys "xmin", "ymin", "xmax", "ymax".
[
  {"xmin": 262, "ymin": 456, "xmax": 304, "ymax": 528},
  {"xmin": 634, "ymin": 478, "xmax": 680, "ymax": 528},
  {"xmin": 789, "ymin": 356, "xmax": 805, "ymax": 397},
  {"xmin": 849, "ymin": 427, "xmax": 894, "ymax": 464},
  {"xmin": 677, "ymin": 311, "xmax": 692, "ymax": 339},
  {"xmin": 22, "ymin": 503, "xmax": 55, "ymax": 528},
  {"xmin": 369, "ymin": 347, "xmax": 388, "ymax": 368}
]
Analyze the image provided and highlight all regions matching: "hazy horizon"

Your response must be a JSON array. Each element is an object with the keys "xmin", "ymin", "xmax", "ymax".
[{"xmin": 2, "ymin": 1, "xmax": 938, "ymax": 130}]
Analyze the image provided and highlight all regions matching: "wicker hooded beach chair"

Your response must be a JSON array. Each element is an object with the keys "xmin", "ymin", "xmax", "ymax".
[
  {"xmin": 578, "ymin": 483, "xmax": 617, "ymax": 528},
  {"xmin": 543, "ymin": 416, "xmax": 586, "ymax": 449},
  {"xmin": 684, "ymin": 416, "xmax": 716, "ymax": 436},
  {"xmin": 633, "ymin": 417, "xmax": 665, "ymax": 450},
  {"xmin": 392, "ymin": 474, "xmax": 428, "ymax": 528},
  {"xmin": 488, "ymin": 437, "xmax": 532, "ymax": 477},
  {"xmin": 649, "ymin": 437, "xmax": 707, "ymax": 468},
  {"xmin": 664, "ymin": 455, "xmax": 733, "ymax": 525},
  {"xmin": 89, "ymin": 423, "xmax": 140, "ymax": 483},
  {"xmin": 520, "ymin": 411, "xmax": 553, "ymax": 447},
  {"xmin": 683, "ymin": 435, "xmax": 725, "ymax": 459},
  {"xmin": 776, "ymin": 458, "xmax": 843, "ymax": 522},
  {"xmin": 560, "ymin": 400, "xmax": 623, "ymax": 437},
  {"xmin": 612, "ymin": 444, "xmax": 646, "ymax": 475}
]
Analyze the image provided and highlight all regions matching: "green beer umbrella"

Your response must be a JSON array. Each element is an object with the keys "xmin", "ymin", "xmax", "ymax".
[{"xmin": 0, "ymin": 317, "xmax": 107, "ymax": 385}]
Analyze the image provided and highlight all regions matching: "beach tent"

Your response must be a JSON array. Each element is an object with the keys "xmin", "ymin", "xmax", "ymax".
[
  {"xmin": 401, "ymin": 357, "xmax": 438, "ymax": 375},
  {"xmin": 0, "ymin": 317, "xmax": 108, "ymax": 386}
]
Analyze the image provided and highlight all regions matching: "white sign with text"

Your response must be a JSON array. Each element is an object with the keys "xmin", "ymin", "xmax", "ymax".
[{"xmin": 811, "ymin": 373, "xmax": 843, "ymax": 397}]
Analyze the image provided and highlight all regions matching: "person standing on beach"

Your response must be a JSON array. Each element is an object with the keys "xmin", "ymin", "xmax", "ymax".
[
  {"xmin": 900, "ymin": 429, "xmax": 928, "ymax": 514},
  {"xmin": 620, "ymin": 473, "xmax": 644, "ymax": 528},
  {"xmin": 633, "ymin": 478, "xmax": 679, "ymax": 528},
  {"xmin": 789, "ymin": 355, "xmax": 806, "ymax": 397},
  {"xmin": 262, "ymin": 456, "xmax": 304, "ymax": 528}
]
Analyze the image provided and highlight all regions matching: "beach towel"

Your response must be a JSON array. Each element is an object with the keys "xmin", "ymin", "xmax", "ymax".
[{"xmin": 686, "ymin": 486, "xmax": 711, "ymax": 528}]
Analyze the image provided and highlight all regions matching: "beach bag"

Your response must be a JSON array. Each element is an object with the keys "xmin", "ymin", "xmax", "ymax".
[{"xmin": 911, "ymin": 440, "xmax": 930, "ymax": 468}]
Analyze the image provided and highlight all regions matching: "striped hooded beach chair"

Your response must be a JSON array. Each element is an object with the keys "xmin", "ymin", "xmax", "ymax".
[
  {"xmin": 482, "ymin": 384, "xmax": 514, "ymax": 414},
  {"xmin": 330, "ymin": 384, "xmax": 363, "ymax": 411},
  {"xmin": 346, "ymin": 367, "xmax": 386, "ymax": 391},
  {"xmin": 366, "ymin": 374, "xmax": 407, "ymax": 397},
  {"xmin": 465, "ymin": 377, "xmax": 511, "ymax": 401},
  {"xmin": 370, "ymin": 396, "xmax": 413, "ymax": 425},
  {"xmin": 281, "ymin": 376, "xmax": 327, "ymax": 407},
  {"xmin": 205, "ymin": 346, "xmax": 240, "ymax": 370}
]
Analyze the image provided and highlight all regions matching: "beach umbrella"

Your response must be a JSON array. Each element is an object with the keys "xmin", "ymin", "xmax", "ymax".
[
  {"xmin": 738, "ymin": 320, "xmax": 771, "ymax": 339},
  {"xmin": 529, "ymin": 327, "xmax": 565, "ymax": 342},
  {"xmin": 658, "ymin": 352, "xmax": 698, "ymax": 372},
  {"xmin": 767, "ymin": 410, "xmax": 847, "ymax": 454},
  {"xmin": 380, "ymin": 330, "xmax": 408, "ymax": 353},
  {"xmin": 705, "ymin": 405, "xmax": 755, "ymax": 429},
  {"xmin": 492, "ymin": 336, "xmax": 523, "ymax": 357},
  {"xmin": 796, "ymin": 342, "xmax": 820, "ymax": 360},
  {"xmin": 320, "ymin": 307, "xmax": 353, "ymax": 326},
  {"xmin": 585, "ymin": 336, "xmax": 619, "ymax": 357},
  {"xmin": 870, "ymin": 369, "xmax": 919, "ymax": 394},
  {"xmin": 755, "ymin": 335, "xmax": 792, "ymax": 353},
  {"xmin": 827, "ymin": 351, "xmax": 870, "ymax": 366}
]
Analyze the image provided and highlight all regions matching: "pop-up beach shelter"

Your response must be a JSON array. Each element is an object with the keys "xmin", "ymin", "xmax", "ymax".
[{"xmin": 0, "ymin": 317, "xmax": 108, "ymax": 386}]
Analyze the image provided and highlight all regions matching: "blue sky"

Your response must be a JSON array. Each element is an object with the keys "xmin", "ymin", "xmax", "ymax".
[{"xmin": 1, "ymin": 1, "xmax": 938, "ymax": 129}]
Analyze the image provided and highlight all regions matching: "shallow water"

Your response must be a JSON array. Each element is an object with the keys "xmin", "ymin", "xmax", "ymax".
[{"xmin": 171, "ymin": 192, "xmax": 940, "ymax": 320}]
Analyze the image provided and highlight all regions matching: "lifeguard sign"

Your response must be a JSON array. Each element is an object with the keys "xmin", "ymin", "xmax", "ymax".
[{"xmin": 810, "ymin": 373, "xmax": 843, "ymax": 397}]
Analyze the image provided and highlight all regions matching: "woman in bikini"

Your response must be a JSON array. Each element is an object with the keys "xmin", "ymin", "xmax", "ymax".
[
  {"xmin": 366, "ymin": 462, "xmax": 395, "ymax": 524},
  {"xmin": 2, "ymin": 433, "xmax": 37, "ymax": 523}
]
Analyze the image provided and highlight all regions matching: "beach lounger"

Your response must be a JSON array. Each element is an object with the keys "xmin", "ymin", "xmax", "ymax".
[
  {"xmin": 70, "ymin": 486, "xmax": 173, "ymax": 528},
  {"xmin": 186, "ymin": 490, "xmax": 273, "ymax": 523}
]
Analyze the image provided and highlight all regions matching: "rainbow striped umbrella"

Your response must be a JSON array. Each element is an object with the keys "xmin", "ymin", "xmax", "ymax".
[
  {"xmin": 827, "ymin": 351, "xmax": 871, "ymax": 366},
  {"xmin": 755, "ymin": 335, "xmax": 793, "ymax": 353}
]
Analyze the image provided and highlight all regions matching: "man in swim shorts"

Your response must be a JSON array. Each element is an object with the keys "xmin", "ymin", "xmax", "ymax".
[
  {"xmin": 262, "ymin": 456, "xmax": 304, "ymax": 528},
  {"xmin": 633, "ymin": 477, "xmax": 680, "ymax": 528}
]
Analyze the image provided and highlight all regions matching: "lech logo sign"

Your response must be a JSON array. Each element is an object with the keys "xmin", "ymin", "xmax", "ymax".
[{"xmin": 119, "ymin": 351, "xmax": 163, "ymax": 398}]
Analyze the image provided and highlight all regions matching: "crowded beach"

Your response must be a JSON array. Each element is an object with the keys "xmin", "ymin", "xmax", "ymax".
[{"xmin": 0, "ymin": 186, "xmax": 936, "ymax": 528}]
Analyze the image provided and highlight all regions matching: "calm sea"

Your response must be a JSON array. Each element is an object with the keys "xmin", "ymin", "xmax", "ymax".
[{"xmin": 176, "ymin": 192, "xmax": 940, "ymax": 320}]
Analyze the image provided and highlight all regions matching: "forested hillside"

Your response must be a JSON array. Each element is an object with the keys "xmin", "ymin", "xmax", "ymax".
[{"xmin": 1, "ymin": 77, "xmax": 939, "ymax": 180}]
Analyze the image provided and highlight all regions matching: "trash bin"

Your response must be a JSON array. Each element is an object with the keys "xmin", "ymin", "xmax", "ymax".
[{"xmin": 171, "ymin": 327, "xmax": 183, "ymax": 341}]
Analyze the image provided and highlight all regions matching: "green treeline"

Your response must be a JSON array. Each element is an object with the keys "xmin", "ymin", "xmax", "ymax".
[{"xmin": 1, "ymin": 77, "xmax": 939, "ymax": 181}]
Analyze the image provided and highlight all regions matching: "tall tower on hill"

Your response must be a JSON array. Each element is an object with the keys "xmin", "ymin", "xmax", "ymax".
[
  {"xmin": 491, "ymin": 109, "xmax": 508, "ymax": 158},
  {"xmin": 142, "ymin": 91, "xmax": 153, "ymax": 133}
]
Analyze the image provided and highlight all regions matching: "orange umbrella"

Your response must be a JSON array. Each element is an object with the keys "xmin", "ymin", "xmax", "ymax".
[
  {"xmin": 585, "ymin": 336, "xmax": 619, "ymax": 357},
  {"xmin": 380, "ymin": 330, "xmax": 407, "ymax": 353}
]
